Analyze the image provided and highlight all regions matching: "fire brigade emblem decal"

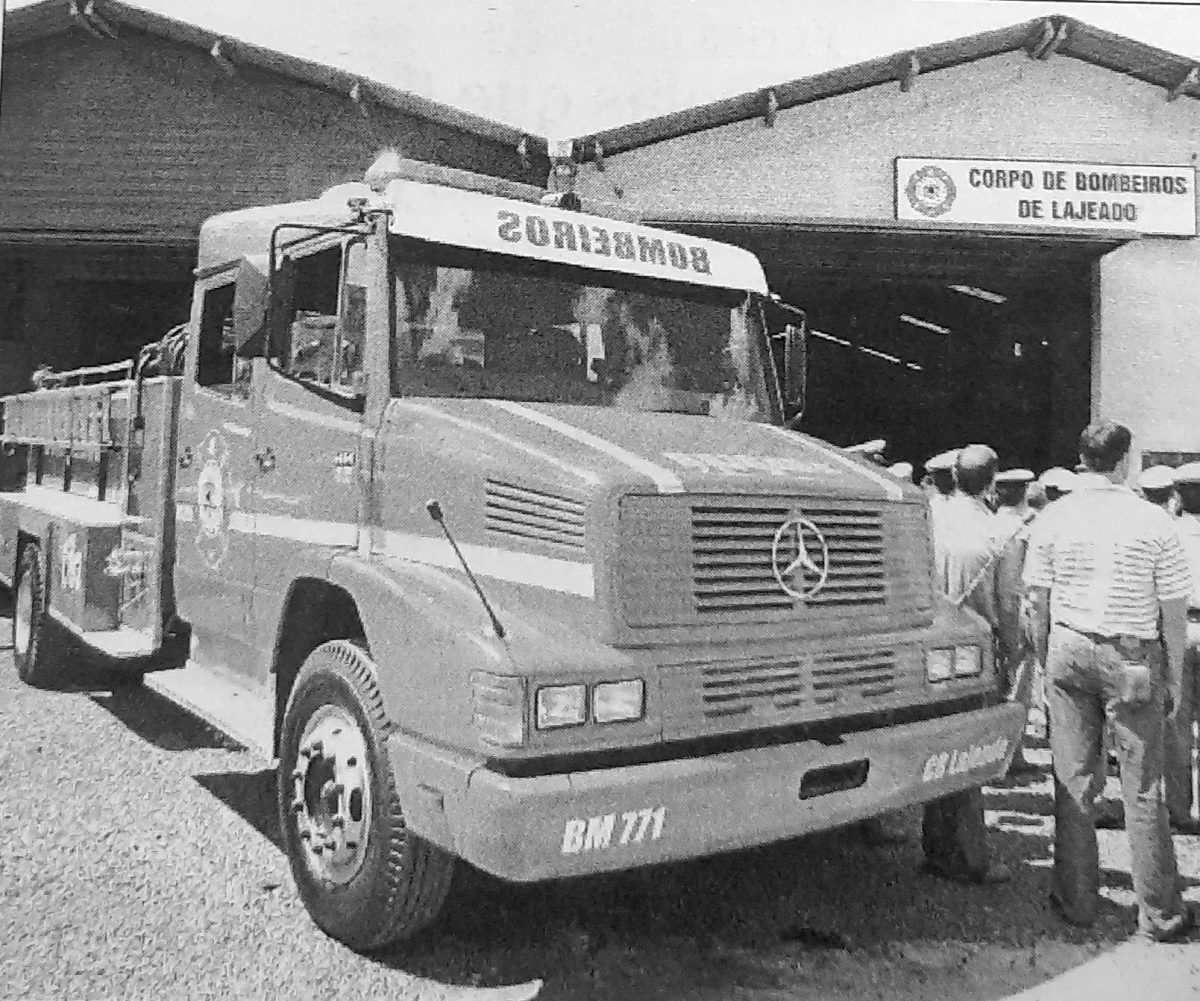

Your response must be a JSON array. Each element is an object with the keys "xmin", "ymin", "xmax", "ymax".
[
  {"xmin": 771, "ymin": 515, "xmax": 829, "ymax": 600},
  {"xmin": 904, "ymin": 165, "xmax": 957, "ymax": 218},
  {"xmin": 196, "ymin": 430, "xmax": 231, "ymax": 570}
]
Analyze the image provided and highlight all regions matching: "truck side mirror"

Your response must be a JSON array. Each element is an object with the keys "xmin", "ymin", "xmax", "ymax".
[
  {"xmin": 232, "ymin": 255, "xmax": 271, "ymax": 357},
  {"xmin": 783, "ymin": 320, "xmax": 807, "ymax": 428},
  {"xmin": 268, "ymin": 256, "xmax": 297, "ymax": 362}
]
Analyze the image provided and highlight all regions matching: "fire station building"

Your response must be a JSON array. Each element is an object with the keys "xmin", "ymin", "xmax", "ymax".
[
  {"xmin": 574, "ymin": 16, "xmax": 1200, "ymax": 472},
  {"xmin": 3, "ymin": 7, "xmax": 1200, "ymax": 474},
  {"xmin": 0, "ymin": 0, "xmax": 547, "ymax": 393}
]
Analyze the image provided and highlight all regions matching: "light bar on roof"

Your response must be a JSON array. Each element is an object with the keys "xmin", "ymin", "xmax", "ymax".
[
  {"xmin": 900, "ymin": 314, "xmax": 951, "ymax": 335},
  {"xmin": 948, "ymin": 284, "xmax": 1007, "ymax": 304}
]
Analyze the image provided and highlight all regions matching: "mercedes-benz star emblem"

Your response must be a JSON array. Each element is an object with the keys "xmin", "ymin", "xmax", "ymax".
[{"xmin": 770, "ymin": 515, "xmax": 830, "ymax": 599}]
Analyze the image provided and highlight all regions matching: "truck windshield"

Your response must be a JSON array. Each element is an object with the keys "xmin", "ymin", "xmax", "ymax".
[{"xmin": 389, "ymin": 237, "xmax": 778, "ymax": 422}]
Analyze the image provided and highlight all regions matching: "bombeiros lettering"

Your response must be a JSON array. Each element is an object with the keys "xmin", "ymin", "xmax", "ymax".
[{"xmin": 496, "ymin": 210, "xmax": 712, "ymax": 276}]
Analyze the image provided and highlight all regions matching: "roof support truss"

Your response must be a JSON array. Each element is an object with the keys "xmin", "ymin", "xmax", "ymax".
[
  {"xmin": 763, "ymin": 89, "xmax": 779, "ymax": 127},
  {"xmin": 210, "ymin": 38, "xmax": 236, "ymax": 76},
  {"xmin": 1027, "ymin": 18, "xmax": 1067, "ymax": 60},
  {"xmin": 1168, "ymin": 66, "xmax": 1199, "ymax": 102}
]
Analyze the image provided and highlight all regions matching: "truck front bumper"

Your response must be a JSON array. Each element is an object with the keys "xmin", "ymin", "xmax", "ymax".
[{"xmin": 388, "ymin": 700, "xmax": 1025, "ymax": 882}]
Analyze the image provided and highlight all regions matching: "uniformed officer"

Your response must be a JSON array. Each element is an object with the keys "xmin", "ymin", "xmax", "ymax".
[
  {"xmin": 923, "ymin": 450, "xmax": 958, "ymax": 510},
  {"xmin": 1139, "ymin": 465, "xmax": 1178, "ymax": 514},
  {"xmin": 994, "ymin": 469, "xmax": 1039, "ymax": 775},
  {"xmin": 1166, "ymin": 462, "xmax": 1200, "ymax": 834},
  {"xmin": 922, "ymin": 444, "xmax": 1012, "ymax": 884},
  {"xmin": 1039, "ymin": 467, "xmax": 1078, "ymax": 504}
]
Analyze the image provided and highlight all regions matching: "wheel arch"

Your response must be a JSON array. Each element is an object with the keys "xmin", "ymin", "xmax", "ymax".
[{"xmin": 271, "ymin": 577, "xmax": 367, "ymax": 756}]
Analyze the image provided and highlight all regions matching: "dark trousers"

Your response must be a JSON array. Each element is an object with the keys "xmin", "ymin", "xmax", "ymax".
[
  {"xmin": 1164, "ymin": 624, "xmax": 1200, "ymax": 822},
  {"xmin": 922, "ymin": 787, "xmax": 990, "ymax": 875},
  {"xmin": 1045, "ymin": 624, "xmax": 1187, "ymax": 936}
]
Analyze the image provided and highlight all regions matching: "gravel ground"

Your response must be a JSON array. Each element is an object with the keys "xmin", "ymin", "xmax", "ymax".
[{"xmin": 1, "ymin": 599, "xmax": 1198, "ymax": 1001}]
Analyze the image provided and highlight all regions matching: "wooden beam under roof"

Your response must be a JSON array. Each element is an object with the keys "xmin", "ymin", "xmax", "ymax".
[{"xmin": 1168, "ymin": 67, "xmax": 1199, "ymax": 102}]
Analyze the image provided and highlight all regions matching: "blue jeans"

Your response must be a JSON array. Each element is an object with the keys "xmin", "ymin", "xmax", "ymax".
[
  {"xmin": 1163, "ymin": 623, "xmax": 1200, "ymax": 822},
  {"xmin": 1046, "ymin": 624, "xmax": 1188, "ymax": 937}
]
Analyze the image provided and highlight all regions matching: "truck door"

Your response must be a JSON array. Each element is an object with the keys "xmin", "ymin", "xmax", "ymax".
[
  {"xmin": 174, "ymin": 270, "xmax": 261, "ymax": 673},
  {"xmin": 245, "ymin": 237, "xmax": 367, "ymax": 677}
]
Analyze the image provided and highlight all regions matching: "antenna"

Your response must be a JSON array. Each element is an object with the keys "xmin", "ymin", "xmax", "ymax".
[{"xmin": 425, "ymin": 500, "xmax": 506, "ymax": 639}]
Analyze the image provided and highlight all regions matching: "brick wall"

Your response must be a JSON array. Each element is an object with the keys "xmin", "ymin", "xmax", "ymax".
[{"xmin": 0, "ymin": 30, "xmax": 534, "ymax": 242}]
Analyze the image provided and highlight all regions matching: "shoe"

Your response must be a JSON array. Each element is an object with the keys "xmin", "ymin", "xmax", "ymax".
[
  {"xmin": 1006, "ymin": 756, "xmax": 1041, "ymax": 778},
  {"xmin": 1169, "ymin": 816, "xmax": 1200, "ymax": 836},
  {"xmin": 859, "ymin": 815, "xmax": 910, "ymax": 846},
  {"xmin": 921, "ymin": 859, "xmax": 1012, "ymax": 885},
  {"xmin": 1095, "ymin": 800, "xmax": 1125, "ymax": 830},
  {"xmin": 1139, "ymin": 906, "xmax": 1197, "ymax": 943},
  {"xmin": 1048, "ymin": 892, "xmax": 1096, "ymax": 928}
]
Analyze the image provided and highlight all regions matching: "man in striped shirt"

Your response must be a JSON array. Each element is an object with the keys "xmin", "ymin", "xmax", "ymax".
[{"xmin": 1024, "ymin": 422, "xmax": 1195, "ymax": 941}]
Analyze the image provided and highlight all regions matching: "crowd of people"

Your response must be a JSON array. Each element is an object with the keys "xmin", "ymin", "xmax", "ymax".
[{"xmin": 878, "ymin": 423, "xmax": 1200, "ymax": 942}]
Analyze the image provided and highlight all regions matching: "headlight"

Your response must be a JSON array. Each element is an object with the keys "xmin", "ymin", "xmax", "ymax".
[
  {"xmin": 593, "ymin": 680, "xmax": 645, "ymax": 723},
  {"xmin": 536, "ymin": 684, "xmax": 587, "ymax": 729},
  {"xmin": 471, "ymin": 672, "xmax": 525, "ymax": 747},
  {"xmin": 926, "ymin": 648, "xmax": 953, "ymax": 682},
  {"xmin": 954, "ymin": 645, "xmax": 982, "ymax": 677}
]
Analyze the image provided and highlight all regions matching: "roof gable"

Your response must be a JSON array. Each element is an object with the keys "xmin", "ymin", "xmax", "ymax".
[
  {"xmin": 577, "ymin": 15, "xmax": 1200, "ymax": 158},
  {"xmin": 4, "ymin": 0, "xmax": 548, "ymax": 159}
]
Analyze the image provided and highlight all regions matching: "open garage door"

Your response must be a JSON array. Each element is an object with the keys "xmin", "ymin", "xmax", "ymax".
[
  {"xmin": 0, "ymin": 238, "xmax": 194, "ymax": 391},
  {"xmin": 649, "ymin": 217, "xmax": 1134, "ymax": 472}
]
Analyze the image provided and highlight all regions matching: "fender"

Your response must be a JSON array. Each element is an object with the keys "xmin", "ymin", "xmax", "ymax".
[{"xmin": 327, "ymin": 552, "xmax": 638, "ymax": 749}]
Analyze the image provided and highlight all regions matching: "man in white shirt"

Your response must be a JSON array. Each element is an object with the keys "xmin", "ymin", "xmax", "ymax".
[
  {"xmin": 1025, "ymin": 422, "xmax": 1194, "ymax": 941},
  {"xmin": 1165, "ymin": 462, "xmax": 1200, "ymax": 834},
  {"xmin": 921, "ymin": 445, "xmax": 1012, "ymax": 884}
]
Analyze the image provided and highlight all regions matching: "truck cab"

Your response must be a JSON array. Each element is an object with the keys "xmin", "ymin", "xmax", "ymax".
[{"xmin": 0, "ymin": 159, "xmax": 1025, "ymax": 952}]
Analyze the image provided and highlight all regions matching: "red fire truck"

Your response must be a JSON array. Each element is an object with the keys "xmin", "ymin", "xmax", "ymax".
[{"xmin": 0, "ymin": 158, "xmax": 1024, "ymax": 951}]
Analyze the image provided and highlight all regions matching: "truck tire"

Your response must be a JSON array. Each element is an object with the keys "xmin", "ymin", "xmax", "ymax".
[
  {"xmin": 278, "ymin": 639, "xmax": 455, "ymax": 951},
  {"xmin": 12, "ymin": 543, "xmax": 55, "ymax": 687}
]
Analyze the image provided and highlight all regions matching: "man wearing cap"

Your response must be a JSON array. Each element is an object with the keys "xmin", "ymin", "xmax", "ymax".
[
  {"xmin": 1039, "ymin": 467, "xmax": 1078, "ymax": 504},
  {"xmin": 1024, "ymin": 422, "xmax": 1194, "ymax": 940},
  {"xmin": 923, "ymin": 450, "xmax": 958, "ymax": 512},
  {"xmin": 994, "ymin": 469, "xmax": 1039, "ymax": 774},
  {"xmin": 1139, "ymin": 465, "xmax": 1178, "ymax": 515},
  {"xmin": 921, "ymin": 444, "xmax": 1012, "ymax": 884},
  {"xmin": 1166, "ymin": 462, "xmax": 1200, "ymax": 834}
]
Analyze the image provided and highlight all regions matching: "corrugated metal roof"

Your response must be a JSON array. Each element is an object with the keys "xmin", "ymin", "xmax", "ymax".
[
  {"xmin": 578, "ymin": 15, "xmax": 1200, "ymax": 158},
  {"xmin": 3, "ymin": 0, "xmax": 548, "ymax": 156}
]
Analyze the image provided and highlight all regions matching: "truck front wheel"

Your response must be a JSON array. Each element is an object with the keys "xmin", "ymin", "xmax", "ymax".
[
  {"xmin": 278, "ymin": 639, "xmax": 455, "ymax": 951},
  {"xmin": 13, "ymin": 543, "xmax": 54, "ymax": 687}
]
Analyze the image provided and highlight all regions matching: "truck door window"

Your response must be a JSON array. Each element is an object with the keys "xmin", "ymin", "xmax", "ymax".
[
  {"xmin": 271, "ymin": 241, "xmax": 365, "ymax": 403},
  {"xmin": 196, "ymin": 282, "xmax": 249, "ymax": 399}
]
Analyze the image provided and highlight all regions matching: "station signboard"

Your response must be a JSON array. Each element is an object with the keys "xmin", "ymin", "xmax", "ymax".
[{"xmin": 895, "ymin": 158, "xmax": 1197, "ymax": 237}]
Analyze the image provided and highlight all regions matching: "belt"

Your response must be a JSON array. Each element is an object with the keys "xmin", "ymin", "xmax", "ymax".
[{"xmin": 1052, "ymin": 623, "xmax": 1157, "ymax": 648}]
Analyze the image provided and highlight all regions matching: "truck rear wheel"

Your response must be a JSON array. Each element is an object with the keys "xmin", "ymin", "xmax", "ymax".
[
  {"xmin": 278, "ymin": 639, "xmax": 455, "ymax": 951},
  {"xmin": 13, "ymin": 543, "xmax": 55, "ymax": 687}
]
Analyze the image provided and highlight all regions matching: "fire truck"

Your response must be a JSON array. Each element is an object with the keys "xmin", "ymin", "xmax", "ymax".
[{"xmin": 0, "ymin": 157, "xmax": 1024, "ymax": 952}]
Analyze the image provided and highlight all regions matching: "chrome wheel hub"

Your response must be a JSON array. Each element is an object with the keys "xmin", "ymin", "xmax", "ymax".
[{"xmin": 291, "ymin": 706, "xmax": 371, "ymax": 884}]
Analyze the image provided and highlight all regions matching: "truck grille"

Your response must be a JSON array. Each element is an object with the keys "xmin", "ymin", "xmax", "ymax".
[
  {"xmin": 692, "ymin": 502, "xmax": 886, "ymax": 614},
  {"xmin": 485, "ymin": 479, "xmax": 586, "ymax": 551},
  {"xmin": 812, "ymin": 649, "xmax": 898, "ymax": 704},
  {"xmin": 662, "ymin": 647, "xmax": 915, "ymax": 739}
]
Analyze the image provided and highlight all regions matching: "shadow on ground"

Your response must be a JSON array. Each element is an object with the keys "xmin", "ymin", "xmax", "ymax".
[
  {"xmin": 89, "ymin": 684, "xmax": 242, "ymax": 752},
  {"xmin": 192, "ymin": 755, "xmax": 1146, "ymax": 1001},
  {"xmin": 194, "ymin": 767, "xmax": 282, "ymax": 849}
]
